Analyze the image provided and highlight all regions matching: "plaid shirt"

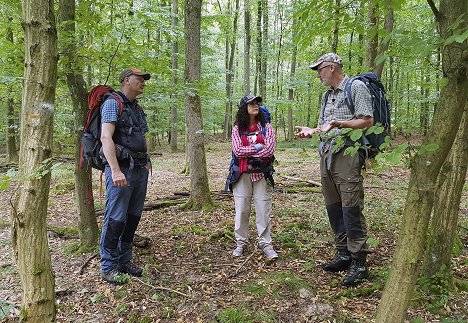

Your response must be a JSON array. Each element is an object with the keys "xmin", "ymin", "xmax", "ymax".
[
  {"xmin": 318, "ymin": 75, "xmax": 373, "ymax": 137},
  {"xmin": 232, "ymin": 122, "xmax": 276, "ymax": 182}
]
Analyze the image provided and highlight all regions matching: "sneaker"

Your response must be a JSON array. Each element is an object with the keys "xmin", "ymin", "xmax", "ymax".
[
  {"xmin": 232, "ymin": 245, "xmax": 244, "ymax": 257},
  {"xmin": 101, "ymin": 269, "xmax": 128, "ymax": 285},
  {"xmin": 342, "ymin": 259, "xmax": 369, "ymax": 286},
  {"xmin": 322, "ymin": 250, "xmax": 351, "ymax": 272},
  {"xmin": 118, "ymin": 262, "xmax": 143, "ymax": 277},
  {"xmin": 261, "ymin": 245, "xmax": 278, "ymax": 260}
]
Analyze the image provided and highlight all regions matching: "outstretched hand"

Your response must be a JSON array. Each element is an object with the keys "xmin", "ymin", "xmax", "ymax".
[{"xmin": 295, "ymin": 126, "xmax": 322, "ymax": 138}]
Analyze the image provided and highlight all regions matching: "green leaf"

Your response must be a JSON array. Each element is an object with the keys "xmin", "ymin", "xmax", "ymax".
[
  {"xmin": 425, "ymin": 144, "xmax": 439, "ymax": 152},
  {"xmin": 385, "ymin": 151, "xmax": 402, "ymax": 164},
  {"xmin": 350, "ymin": 129, "xmax": 363, "ymax": 141}
]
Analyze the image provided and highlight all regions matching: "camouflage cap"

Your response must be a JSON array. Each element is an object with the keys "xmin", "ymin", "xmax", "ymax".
[{"xmin": 309, "ymin": 53, "xmax": 343, "ymax": 70}]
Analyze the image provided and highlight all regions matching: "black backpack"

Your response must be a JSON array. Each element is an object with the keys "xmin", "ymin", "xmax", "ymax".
[
  {"xmin": 80, "ymin": 85, "xmax": 124, "ymax": 171},
  {"xmin": 343, "ymin": 72, "xmax": 391, "ymax": 158}
]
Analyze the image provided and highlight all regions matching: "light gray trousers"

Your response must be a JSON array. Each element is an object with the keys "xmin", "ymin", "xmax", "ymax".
[{"xmin": 233, "ymin": 173, "xmax": 273, "ymax": 247}]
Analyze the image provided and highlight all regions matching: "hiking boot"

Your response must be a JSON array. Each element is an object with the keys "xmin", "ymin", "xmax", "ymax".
[
  {"xmin": 261, "ymin": 245, "xmax": 278, "ymax": 260},
  {"xmin": 322, "ymin": 249, "xmax": 351, "ymax": 272},
  {"xmin": 101, "ymin": 269, "xmax": 128, "ymax": 285},
  {"xmin": 232, "ymin": 245, "xmax": 245, "ymax": 257},
  {"xmin": 342, "ymin": 258, "xmax": 369, "ymax": 286},
  {"xmin": 118, "ymin": 262, "xmax": 143, "ymax": 277}
]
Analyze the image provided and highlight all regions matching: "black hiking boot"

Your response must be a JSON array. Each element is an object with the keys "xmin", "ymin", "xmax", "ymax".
[
  {"xmin": 342, "ymin": 257, "xmax": 369, "ymax": 286},
  {"xmin": 101, "ymin": 269, "xmax": 128, "ymax": 285},
  {"xmin": 118, "ymin": 261, "xmax": 143, "ymax": 277},
  {"xmin": 322, "ymin": 250, "xmax": 352, "ymax": 272}
]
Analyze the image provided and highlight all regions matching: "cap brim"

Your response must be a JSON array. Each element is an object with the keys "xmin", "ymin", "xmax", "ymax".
[
  {"xmin": 309, "ymin": 62, "xmax": 321, "ymax": 70},
  {"xmin": 247, "ymin": 96, "xmax": 262, "ymax": 104},
  {"xmin": 135, "ymin": 72, "xmax": 151, "ymax": 80}
]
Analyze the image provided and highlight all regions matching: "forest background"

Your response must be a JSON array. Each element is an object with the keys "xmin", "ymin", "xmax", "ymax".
[{"xmin": 0, "ymin": 0, "xmax": 466, "ymax": 322}]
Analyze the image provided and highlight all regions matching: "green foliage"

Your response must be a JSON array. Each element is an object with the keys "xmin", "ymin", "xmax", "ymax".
[
  {"xmin": 217, "ymin": 305, "xmax": 276, "ymax": 323},
  {"xmin": 172, "ymin": 224, "xmax": 209, "ymax": 237},
  {"xmin": 415, "ymin": 265, "xmax": 454, "ymax": 314},
  {"xmin": 90, "ymin": 294, "xmax": 106, "ymax": 303},
  {"xmin": 243, "ymin": 271, "xmax": 311, "ymax": 299}
]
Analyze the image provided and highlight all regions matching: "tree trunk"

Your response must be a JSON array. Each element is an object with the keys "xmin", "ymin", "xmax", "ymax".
[
  {"xmin": 287, "ymin": 40, "xmax": 297, "ymax": 141},
  {"xmin": 58, "ymin": 0, "xmax": 99, "ymax": 249},
  {"xmin": 5, "ymin": 24, "xmax": 19, "ymax": 164},
  {"xmin": 243, "ymin": 0, "xmax": 251, "ymax": 95},
  {"xmin": 373, "ymin": 0, "xmax": 394, "ymax": 78},
  {"xmin": 6, "ymin": 96, "xmax": 19, "ymax": 163},
  {"xmin": 423, "ymin": 106, "xmax": 468, "ymax": 277},
  {"xmin": 170, "ymin": 0, "xmax": 179, "ymax": 152},
  {"xmin": 332, "ymin": 0, "xmax": 340, "ymax": 52},
  {"xmin": 224, "ymin": 0, "xmax": 240, "ymax": 140},
  {"xmin": 375, "ymin": 0, "xmax": 467, "ymax": 320},
  {"xmin": 260, "ymin": 0, "xmax": 268, "ymax": 99},
  {"xmin": 366, "ymin": 1, "xmax": 378, "ymax": 70},
  {"xmin": 184, "ymin": 0, "xmax": 213, "ymax": 210},
  {"xmin": 12, "ymin": 0, "xmax": 58, "ymax": 320}
]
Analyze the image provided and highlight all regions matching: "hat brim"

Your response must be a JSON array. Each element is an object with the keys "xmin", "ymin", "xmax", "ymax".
[
  {"xmin": 134, "ymin": 72, "xmax": 151, "ymax": 80},
  {"xmin": 309, "ymin": 61, "xmax": 322, "ymax": 70},
  {"xmin": 246, "ymin": 96, "xmax": 262, "ymax": 104}
]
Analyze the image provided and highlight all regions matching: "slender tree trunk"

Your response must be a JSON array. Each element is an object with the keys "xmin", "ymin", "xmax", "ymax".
[
  {"xmin": 423, "ymin": 105, "xmax": 468, "ymax": 277},
  {"xmin": 332, "ymin": 0, "xmax": 340, "ymax": 52},
  {"xmin": 170, "ymin": 0, "xmax": 179, "ymax": 152},
  {"xmin": 5, "ymin": 24, "xmax": 19, "ymax": 164},
  {"xmin": 224, "ymin": 0, "xmax": 240, "ymax": 140},
  {"xmin": 260, "ymin": 0, "xmax": 268, "ymax": 99},
  {"xmin": 255, "ymin": 0, "xmax": 262, "ymax": 96},
  {"xmin": 12, "ymin": 0, "xmax": 58, "ymax": 320},
  {"xmin": 243, "ymin": 0, "xmax": 251, "ymax": 94},
  {"xmin": 375, "ymin": 0, "xmax": 467, "ymax": 320},
  {"xmin": 184, "ymin": 0, "xmax": 213, "ymax": 210},
  {"xmin": 366, "ymin": 1, "xmax": 378, "ymax": 70},
  {"xmin": 287, "ymin": 36, "xmax": 297, "ymax": 141},
  {"xmin": 374, "ymin": 0, "xmax": 394, "ymax": 78},
  {"xmin": 59, "ymin": 0, "xmax": 99, "ymax": 249}
]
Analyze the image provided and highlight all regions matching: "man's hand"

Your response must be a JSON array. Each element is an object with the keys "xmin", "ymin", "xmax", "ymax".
[
  {"xmin": 112, "ymin": 169, "xmax": 127, "ymax": 187},
  {"xmin": 295, "ymin": 126, "xmax": 322, "ymax": 138}
]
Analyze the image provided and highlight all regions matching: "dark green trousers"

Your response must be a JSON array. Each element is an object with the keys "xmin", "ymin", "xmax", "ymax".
[{"xmin": 320, "ymin": 148, "xmax": 369, "ymax": 255}]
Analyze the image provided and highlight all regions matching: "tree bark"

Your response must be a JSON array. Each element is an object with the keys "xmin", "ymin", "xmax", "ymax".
[
  {"xmin": 170, "ymin": 0, "xmax": 179, "ymax": 152},
  {"xmin": 287, "ymin": 31, "xmax": 297, "ymax": 141},
  {"xmin": 423, "ymin": 105, "xmax": 468, "ymax": 277},
  {"xmin": 58, "ymin": 0, "xmax": 99, "ymax": 249},
  {"xmin": 366, "ymin": 1, "xmax": 378, "ymax": 70},
  {"xmin": 184, "ymin": 0, "xmax": 213, "ymax": 210},
  {"xmin": 260, "ymin": 0, "xmax": 268, "ymax": 99},
  {"xmin": 243, "ymin": 0, "xmax": 251, "ymax": 95},
  {"xmin": 373, "ymin": 0, "xmax": 394, "ymax": 78},
  {"xmin": 12, "ymin": 0, "xmax": 58, "ymax": 320},
  {"xmin": 375, "ymin": 0, "xmax": 467, "ymax": 320}
]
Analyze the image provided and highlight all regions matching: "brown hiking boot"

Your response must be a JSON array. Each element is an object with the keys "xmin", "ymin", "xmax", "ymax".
[{"xmin": 322, "ymin": 249, "xmax": 352, "ymax": 272}]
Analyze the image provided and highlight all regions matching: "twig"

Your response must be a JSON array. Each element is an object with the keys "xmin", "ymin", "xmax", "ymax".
[
  {"xmin": 233, "ymin": 245, "xmax": 258, "ymax": 276},
  {"xmin": 79, "ymin": 253, "xmax": 99, "ymax": 275},
  {"xmin": 279, "ymin": 174, "xmax": 321, "ymax": 187},
  {"xmin": 134, "ymin": 277, "xmax": 189, "ymax": 297}
]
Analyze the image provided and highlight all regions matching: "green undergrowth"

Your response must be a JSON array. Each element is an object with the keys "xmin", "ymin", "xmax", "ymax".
[
  {"xmin": 62, "ymin": 241, "xmax": 98, "ymax": 256},
  {"xmin": 242, "ymin": 271, "xmax": 311, "ymax": 299},
  {"xmin": 217, "ymin": 304, "xmax": 277, "ymax": 323}
]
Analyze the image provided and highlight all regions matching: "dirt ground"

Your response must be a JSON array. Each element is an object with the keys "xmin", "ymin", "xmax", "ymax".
[{"xmin": 0, "ymin": 139, "xmax": 467, "ymax": 322}]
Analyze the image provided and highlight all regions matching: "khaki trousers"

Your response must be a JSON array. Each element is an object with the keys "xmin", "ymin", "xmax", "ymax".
[{"xmin": 233, "ymin": 173, "xmax": 273, "ymax": 247}]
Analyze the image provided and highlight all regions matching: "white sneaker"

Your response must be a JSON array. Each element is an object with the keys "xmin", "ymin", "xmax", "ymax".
[
  {"xmin": 232, "ymin": 245, "xmax": 244, "ymax": 257},
  {"xmin": 262, "ymin": 245, "xmax": 278, "ymax": 260}
]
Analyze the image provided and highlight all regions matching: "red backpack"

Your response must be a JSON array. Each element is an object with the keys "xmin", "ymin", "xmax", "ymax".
[{"xmin": 80, "ymin": 85, "xmax": 124, "ymax": 171}]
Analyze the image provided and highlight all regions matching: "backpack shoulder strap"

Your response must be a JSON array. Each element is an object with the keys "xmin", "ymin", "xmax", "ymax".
[
  {"xmin": 343, "ymin": 75, "xmax": 358, "ymax": 114},
  {"xmin": 107, "ymin": 92, "xmax": 125, "ymax": 116}
]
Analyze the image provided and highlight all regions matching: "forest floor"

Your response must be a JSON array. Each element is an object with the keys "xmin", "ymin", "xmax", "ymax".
[{"xmin": 0, "ymin": 137, "xmax": 467, "ymax": 322}]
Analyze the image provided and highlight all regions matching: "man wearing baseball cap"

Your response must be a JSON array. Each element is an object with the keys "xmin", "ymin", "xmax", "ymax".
[
  {"xmin": 296, "ymin": 53, "xmax": 374, "ymax": 286},
  {"xmin": 99, "ymin": 67, "xmax": 151, "ymax": 284}
]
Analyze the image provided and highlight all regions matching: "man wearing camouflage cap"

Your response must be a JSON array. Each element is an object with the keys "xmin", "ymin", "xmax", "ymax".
[{"xmin": 296, "ymin": 53, "xmax": 373, "ymax": 286}]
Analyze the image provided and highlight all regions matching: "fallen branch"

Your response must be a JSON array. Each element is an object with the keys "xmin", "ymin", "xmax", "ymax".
[
  {"xmin": 279, "ymin": 174, "xmax": 321, "ymax": 187},
  {"xmin": 79, "ymin": 253, "xmax": 99, "ymax": 275},
  {"xmin": 233, "ymin": 245, "xmax": 258, "ymax": 276},
  {"xmin": 96, "ymin": 198, "xmax": 187, "ymax": 216},
  {"xmin": 134, "ymin": 277, "xmax": 189, "ymax": 297}
]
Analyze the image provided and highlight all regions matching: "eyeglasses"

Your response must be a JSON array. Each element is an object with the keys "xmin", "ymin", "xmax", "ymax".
[{"xmin": 317, "ymin": 64, "xmax": 333, "ymax": 73}]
